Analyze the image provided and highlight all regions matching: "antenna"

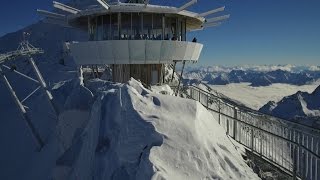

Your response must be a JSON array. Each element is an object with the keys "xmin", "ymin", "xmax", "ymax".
[{"xmin": 22, "ymin": 32, "xmax": 31, "ymax": 42}]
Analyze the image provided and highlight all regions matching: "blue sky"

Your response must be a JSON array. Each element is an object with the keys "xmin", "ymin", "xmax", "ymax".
[{"xmin": 0, "ymin": 0, "xmax": 320, "ymax": 65}]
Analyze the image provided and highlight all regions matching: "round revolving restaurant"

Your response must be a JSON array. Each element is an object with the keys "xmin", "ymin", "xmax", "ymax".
[{"xmin": 38, "ymin": 0, "xmax": 229, "ymax": 85}]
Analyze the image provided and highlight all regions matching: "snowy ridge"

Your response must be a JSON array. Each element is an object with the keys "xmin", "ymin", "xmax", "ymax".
[{"xmin": 81, "ymin": 78, "xmax": 259, "ymax": 179}]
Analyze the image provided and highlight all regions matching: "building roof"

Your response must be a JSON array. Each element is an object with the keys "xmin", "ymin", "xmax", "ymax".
[
  {"xmin": 37, "ymin": 0, "xmax": 230, "ymax": 31},
  {"xmin": 68, "ymin": 3, "xmax": 205, "ymax": 30}
]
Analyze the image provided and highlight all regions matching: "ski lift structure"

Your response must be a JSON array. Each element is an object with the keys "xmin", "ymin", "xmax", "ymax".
[
  {"xmin": 37, "ymin": 0, "xmax": 230, "ymax": 94},
  {"xmin": 0, "ymin": 34, "xmax": 59, "ymax": 150}
]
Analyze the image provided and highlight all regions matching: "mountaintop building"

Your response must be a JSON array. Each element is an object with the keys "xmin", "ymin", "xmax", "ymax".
[{"xmin": 38, "ymin": 0, "xmax": 229, "ymax": 85}]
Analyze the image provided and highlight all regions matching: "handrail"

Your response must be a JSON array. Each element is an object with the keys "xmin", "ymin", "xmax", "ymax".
[
  {"xmin": 189, "ymin": 85, "xmax": 320, "ymax": 133},
  {"xmin": 207, "ymin": 104, "xmax": 320, "ymax": 160},
  {"xmin": 180, "ymin": 85, "xmax": 320, "ymax": 180}
]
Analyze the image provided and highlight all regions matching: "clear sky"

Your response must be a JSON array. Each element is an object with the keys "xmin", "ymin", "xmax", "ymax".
[{"xmin": 0, "ymin": 0, "xmax": 320, "ymax": 65}]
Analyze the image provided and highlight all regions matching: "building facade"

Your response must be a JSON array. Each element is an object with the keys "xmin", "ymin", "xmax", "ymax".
[{"xmin": 39, "ymin": 0, "xmax": 228, "ymax": 85}]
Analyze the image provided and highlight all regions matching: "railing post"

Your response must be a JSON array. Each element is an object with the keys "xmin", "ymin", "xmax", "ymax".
[
  {"xmin": 191, "ymin": 88, "xmax": 194, "ymax": 99},
  {"xmin": 316, "ymin": 156, "xmax": 318, "ymax": 180},
  {"xmin": 206, "ymin": 94, "xmax": 209, "ymax": 108},
  {"xmin": 251, "ymin": 128, "xmax": 254, "ymax": 152},
  {"xmin": 293, "ymin": 145, "xmax": 298, "ymax": 180},
  {"xmin": 218, "ymin": 100, "xmax": 221, "ymax": 125},
  {"xmin": 226, "ymin": 118, "xmax": 229, "ymax": 135},
  {"xmin": 305, "ymin": 149, "xmax": 308, "ymax": 179},
  {"xmin": 233, "ymin": 106, "xmax": 237, "ymax": 140},
  {"xmin": 260, "ymin": 131, "xmax": 263, "ymax": 157}
]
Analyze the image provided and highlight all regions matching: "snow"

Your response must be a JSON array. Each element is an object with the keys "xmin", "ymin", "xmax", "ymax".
[
  {"xmin": 151, "ymin": 84, "xmax": 175, "ymax": 95},
  {"xmin": 79, "ymin": 78, "xmax": 259, "ymax": 179},
  {"xmin": 0, "ymin": 76, "xmax": 260, "ymax": 179},
  {"xmin": 298, "ymin": 94, "xmax": 320, "ymax": 117},
  {"xmin": 208, "ymin": 82, "xmax": 320, "ymax": 110}
]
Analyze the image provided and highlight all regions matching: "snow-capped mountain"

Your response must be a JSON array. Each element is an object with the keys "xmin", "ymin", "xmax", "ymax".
[
  {"xmin": 259, "ymin": 85, "xmax": 320, "ymax": 127},
  {"xmin": 186, "ymin": 64, "xmax": 320, "ymax": 73},
  {"xmin": 184, "ymin": 68, "xmax": 320, "ymax": 87}
]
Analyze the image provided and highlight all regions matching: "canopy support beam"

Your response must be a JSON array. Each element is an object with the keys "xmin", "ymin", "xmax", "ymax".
[
  {"xmin": 97, "ymin": 0, "xmax": 110, "ymax": 10},
  {"xmin": 199, "ymin": 6, "xmax": 225, "ymax": 17},
  {"xmin": 178, "ymin": 0, "xmax": 197, "ymax": 12},
  {"xmin": 53, "ymin": 1, "xmax": 80, "ymax": 14}
]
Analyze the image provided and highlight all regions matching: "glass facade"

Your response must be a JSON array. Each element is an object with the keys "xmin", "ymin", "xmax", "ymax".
[{"xmin": 88, "ymin": 13, "xmax": 187, "ymax": 41}]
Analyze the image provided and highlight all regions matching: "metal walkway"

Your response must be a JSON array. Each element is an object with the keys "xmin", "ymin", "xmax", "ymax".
[{"xmin": 183, "ymin": 85, "xmax": 320, "ymax": 180}]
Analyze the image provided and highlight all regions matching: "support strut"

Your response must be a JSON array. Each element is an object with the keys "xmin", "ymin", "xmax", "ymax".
[
  {"xmin": 0, "ymin": 67, "xmax": 44, "ymax": 149},
  {"xmin": 28, "ymin": 56, "xmax": 59, "ymax": 117},
  {"xmin": 176, "ymin": 61, "xmax": 186, "ymax": 96},
  {"xmin": 171, "ymin": 61, "xmax": 177, "ymax": 83}
]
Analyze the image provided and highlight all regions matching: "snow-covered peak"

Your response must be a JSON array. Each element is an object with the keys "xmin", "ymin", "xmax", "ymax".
[
  {"xmin": 312, "ymin": 85, "xmax": 320, "ymax": 96},
  {"xmin": 259, "ymin": 85, "xmax": 320, "ymax": 127}
]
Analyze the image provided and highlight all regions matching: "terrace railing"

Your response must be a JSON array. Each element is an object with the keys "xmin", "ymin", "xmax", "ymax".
[{"xmin": 179, "ymin": 85, "xmax": 320, "ymax": 180}]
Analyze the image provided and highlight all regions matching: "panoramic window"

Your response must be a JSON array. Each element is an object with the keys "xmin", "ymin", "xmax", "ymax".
[
  {"xmin": 88, "ymin": 13, "xmax": 186, "ymax": 41},
  {"xmin": 120, "ymin": 13, "xmax": 131, "ymax": 40}
]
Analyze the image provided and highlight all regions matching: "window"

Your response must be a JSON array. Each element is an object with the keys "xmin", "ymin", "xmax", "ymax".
[
  {"xmin": 89, "ymin": 17, "xmax": 96, "ymax": 41},
  {"xmin": 143, "ymin": 13, "xmax": 152, "ymax": 40},
  {"xmin": 181, "ymin": 18, "xmax": 186, "ymax": 41},
  {"xmin": 132, "ymin": 13, "xmax": 142, "ymax": 39},
  {"xmin": 96, "ymin": 16, "xmax": 103, "ymax": 40},
  {"xmin": 87, "ymin": 13, "xmax": 188, "ymax": 41},
  {"xmin": 111, "ymin": 13, "xmax": 119, "ymax": 40},
  {"xmin": 152, "ymin": 14, "xmax": 163, "ymax": 40},
  {"xmin": 103, "ymin": 15, "xmax": 111, "ymax": 40},
  {"xmin": 120, "ymin": 13, "xmax": 132, "ymax": 40},
  {"xmin": 164, "ymin": 17, "xmax": 177, "ymax": 40}
]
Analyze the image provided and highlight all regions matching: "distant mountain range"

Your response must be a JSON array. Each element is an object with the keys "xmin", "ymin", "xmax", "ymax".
[
  {"xmin": 259, "ymin": 85, "xmax": 320, "ymax": 127},
  {"xmin": 185, "ymin": 65, "xmax": 320, "ymax": 73},
  {"xmin": 183, "ymin": 68, "xmax": 320, "ymax": 87}
]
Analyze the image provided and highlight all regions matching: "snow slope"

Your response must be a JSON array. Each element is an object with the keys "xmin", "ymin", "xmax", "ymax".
[
  {"xmin": 208, "ymin": 82, "xmax": 320, "ymax": 110},
  {"xmin": 0, "ymin": 78, "xmax": 260, "ymax": 179},
  {"xmin": 81, "ymin": 78, "xmax": 259, "ymax": 179}
]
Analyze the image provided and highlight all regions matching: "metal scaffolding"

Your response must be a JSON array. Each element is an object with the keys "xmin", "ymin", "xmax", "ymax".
[{"xmin": 0, "ymin": 38, "xmax": 59, "ymax": 150}]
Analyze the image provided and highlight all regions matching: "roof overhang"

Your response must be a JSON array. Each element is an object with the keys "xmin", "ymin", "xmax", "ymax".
[
  {"xmin": 67, "ymin": 3, "xmax": 205, "ymax": 31},
  {"xmin": 37, "ymin": 1, "xmax": 229, "ymax": 31}
]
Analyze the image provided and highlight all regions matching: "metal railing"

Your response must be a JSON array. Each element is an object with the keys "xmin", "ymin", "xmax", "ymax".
[{"xmin": 182, "ymin": 85, "xmax": 320, "ymax": 180}]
